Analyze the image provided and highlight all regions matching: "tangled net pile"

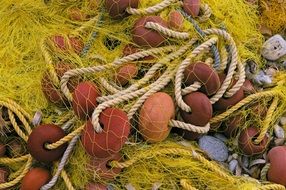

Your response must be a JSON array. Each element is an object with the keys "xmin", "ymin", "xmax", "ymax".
[{"xmin": 0, "ymin": 0, "xmax": 286, "ymax": 189}]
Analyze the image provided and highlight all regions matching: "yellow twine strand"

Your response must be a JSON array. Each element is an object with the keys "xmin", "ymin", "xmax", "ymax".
[
  {"xmin": 8, "ymin": 110, "xmax": 28, "ymax": 142},
  {"xmin": 259, "ymin": 184, "xmax": 286, "ymax": 190},
  {"xmin": 254, "ymin": 96, "xmax": 279, "ymax": 144},
  {"xmin": 180, "ymin": 179, "xmax": 198, "ymax": 190},
  {"xmin": 61, "ymin": 170, "xmax": 75, "ymax": 190},
  {"xmin": 46, "ymin": 125, "xmax": 84, "ymax": 150},
  {"xmin": 0, "ymin": 156, "xmax": 32, "ymax": 189},
  {"xmin": 40, "ymin": 38, "xmax": 60, "ymax": 86},
  {"xmin": 0, "ymin": 100, "xmax": 32, "ymax": 134},
  {"xmin": 210, "ymin": 90, "xmax": 281, "ymax": 124},
  {"xmin": 0, "ymin": 154, "xmax": 29, "ymax": 164}
]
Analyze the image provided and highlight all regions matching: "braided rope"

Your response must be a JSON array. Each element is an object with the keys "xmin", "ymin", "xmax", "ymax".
[
  {"xmin": 179, "ymin": 9, "xmax": 221, "ymax": 69},
  {"xmin": 97, "ymin": 45, "xmax": 182, "ymax": 103},
  {"xmin": 145, "ymin": 22, "xmax": 190, "ymax": 39},
  {"xmin": 55, "ymin": 111, "xmax": 74, "ymax": 126},
  {"xmin": 169, "ymin": 120, "xmax": 210, "ymax": 133},
  {"xmin": 259, "ymin": 184, "xmax": 286, "ymax": 190},
  {"xmin": 127, "ymin": 69, "xmax": 175, "ymax": 120},
  {"xmin": 46, "ymin": 125, "xmax": 84, "ymax": 150},
  {"xmin": 126, "ymin": 0, "xmax": 178, "ymax": 15},
  {"xmin": 202, "ymin": 29, "xmax": 239, "ymax": 104},
  {"xmin": 199, "ymin": 4, "xmax": 212, "ymax": 22},
  {"xmin": 61, "ymin": 46, "xmax": 176, "ymax": 101},
  {"xmin": 127, "ymin": 40, "xmax": 197, "ymax": 119},
  {"xmin": 210, "ymin": 90, "xmax": 281, "ymax": 124},
  {"xmin": 0, "ymin": 154, "xmax": 29, "ymax": 164},
  {"xmin": 41, "ymin": 135, "xmax": 79, "ymax": 190},
  {"xmin": 0, "ymin": 100, "xmax": 32, "ymax": 134},
  {"xmin": 60, "ymin": 170, "xmax": 75, "ymax": 190},
  {"xmin": 175, "ymin": 37, "xmax": 218, "ymax": 112},
  {"xmin": 254, "ymin": 97, "xmax": 279, "ymax": 144},
  {"xmin": 261, "ymin": 163, "xmax": 270, "ymax": 181},
  {"xmin": 0, "ymin": 156, "xmax": 32, "ymax": 189},
  {"xmin": 99, "ymin": 78, "xmax": 121, "ymax": 94},
  {"xmin": 181, "ymin": 81, "xmax": 201, "ymax": 95},
  {"xmin": 4, "ymin": 98, "xmax": 33, "ymax": 121},
  {"xmin": 8, "ymin": 110, "xmax": 28, "ymax": 142},
  {"xmin": 180, "ymin": 179, "xmax": 198, "ymax": 190},
  {"xmin": 40, "ymin": 38, "xmax": 60, "ymax": 86}
]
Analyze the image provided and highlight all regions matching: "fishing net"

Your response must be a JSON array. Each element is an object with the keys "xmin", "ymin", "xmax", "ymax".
[{"xmin": 0, "ymin": 0, "xmax": 285, "ymax": 190}]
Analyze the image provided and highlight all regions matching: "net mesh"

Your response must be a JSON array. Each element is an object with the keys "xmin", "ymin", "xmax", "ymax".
[{"xmin": 0, "ymin": 0, "xmax": 285, "ymax": 189}]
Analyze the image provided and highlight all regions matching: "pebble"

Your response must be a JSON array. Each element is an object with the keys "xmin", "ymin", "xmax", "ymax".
[
  {"xmin": 214, "ymin": 133, "xmax": 228, "ymax": 142},
  {"xmin": 274, "ymin": 138, "xmax": 285, "ymax": 146},
  {"xmin": 198, "ymin": 136, "xmax": 228, "ymax": 162},
  {"xmin": 261, "ymin": 34, "xmax": 286, "ymax": 61},
  {"xmin": 280, "ymin": 117, "xmax": 286, "ymax": 126},
  {"xmin": 274, "ymin": 124, "xmax": 285, "ymax": 139},
  {"xmin": 229, "ymin": 159, "xmax": 238, "ymax": 173},
  {"xmin": 253, "ymin": 70, "xmax": 272, "ymax": 86}
]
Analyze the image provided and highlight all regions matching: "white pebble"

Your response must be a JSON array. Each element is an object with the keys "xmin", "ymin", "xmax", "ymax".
[
  {"xmin": 274, "ymin": 124, "xmax": 285, "ymax": 139},
  {"xmin": 229, "ymin": 160, "xmax": 238, "ymax": 173},
  {"xmin": 261, "ymin": 34, "xmax": 286, "ymax": 61}
]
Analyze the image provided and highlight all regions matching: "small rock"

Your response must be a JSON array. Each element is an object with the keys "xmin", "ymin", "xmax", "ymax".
[
  {"xmin": 253, "ymin": 70, "xmax": 272, "ymax": 86},
  {"xmin": 261, "ymin": 34, "xmax": 286, "ymax": 61},
  {"xmin": 214, "ymin": 133, "xmax": 228, "ymax": 142},
  {"xmin": 242, "ymin": 156, "xmax": 249, "ymax": 168},
  {"xmin": 274, "ymin": 138, "xmax": 285, "ymax": 146},
  {"xmin": 198, "ymin": 136, "xmax": 228, "ymax": 162},
  {"xmin": 274, "ymin": 125, "xmax": 285, "ymax": 139},
  {"xmin": 229, "ymin": 160, "xmax": 238, "ymax": 173},
  {"xmin": 280, "ymin": 117, "xmax": 286, "ymax": 126}
]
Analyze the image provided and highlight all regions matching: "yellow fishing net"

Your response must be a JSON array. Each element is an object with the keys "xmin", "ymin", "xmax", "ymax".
[{"xmin": 0, "ymin": 0, "xmax": 286, "ymax": 190}]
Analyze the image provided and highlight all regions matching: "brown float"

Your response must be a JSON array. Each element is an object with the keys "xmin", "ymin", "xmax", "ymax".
[{"xmin": 27, "ymin": 124, "xmax": 67, "ymax": 162}]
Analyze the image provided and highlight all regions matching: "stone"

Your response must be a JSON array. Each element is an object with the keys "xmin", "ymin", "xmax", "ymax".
[
  {"xmin": 253, "ymin": 70, "xmax": 272, "ymax": 86},
  {"xmin": 198, "ymin": 136, "xmax": 228, "ymax": 162},
  {"xmin": 261, "ymin": 35, "xmax": 286, "ymax": 61},
  {"xmin": 274, "ymin": 124, "xmax": 285, "ymax": 139},
  {"xmin": 229, "ymin": 159, "xmax": 238, "ymax": 173},
  {"xmin": 280, "ymin": 117, "xmax": 286, "ymax": 126},
  {"xmin": 275, "ymin": 138, "xmax": 285, "ymax": 146}
]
